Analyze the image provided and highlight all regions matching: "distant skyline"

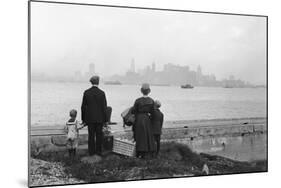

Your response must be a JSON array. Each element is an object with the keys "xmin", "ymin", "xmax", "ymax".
[
  {"xmin": 31, "ymin": 2, "xmax": 267, "ymax": 85},
  {"xmin": 32, "ymin": 62, "xmax": 262, "ymax": 88}
]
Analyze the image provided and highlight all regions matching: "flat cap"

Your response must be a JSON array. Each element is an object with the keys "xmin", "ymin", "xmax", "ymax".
[{"xmin": 89, "ymin": 75, "xmax": 100, "ymax": 85}]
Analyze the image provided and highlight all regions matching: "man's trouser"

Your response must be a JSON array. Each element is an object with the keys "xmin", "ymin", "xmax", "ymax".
[{"xmin": 87, "ymin": 123, "xmax": 103, "ymax": 156}]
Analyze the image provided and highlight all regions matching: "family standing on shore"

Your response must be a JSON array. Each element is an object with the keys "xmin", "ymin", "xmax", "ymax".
[{"xmin": 65, "ymin": 75, "xmax": 164, "ymax": 159}]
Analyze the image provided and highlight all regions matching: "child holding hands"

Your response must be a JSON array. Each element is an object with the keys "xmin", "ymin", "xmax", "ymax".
[{"xmin": 65, "ymin": 109, "xmax": 85, "ymax": 158}]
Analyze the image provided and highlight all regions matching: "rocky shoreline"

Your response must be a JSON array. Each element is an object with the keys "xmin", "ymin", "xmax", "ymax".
[
  {"xmin": 29, "ymin": 158, "xmax": 85, "ymax": 186},
  {"xmin": 29, "ymin": 142, "xmax": 267, "ymax": 187}
]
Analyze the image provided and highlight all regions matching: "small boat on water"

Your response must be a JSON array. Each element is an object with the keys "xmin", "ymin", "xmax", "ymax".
[
  {"xmin": 223, "ymin": 85, "xmax": 234, "ymax": 88},
  {"xmin": 181, "ymin": 84, "xmax": 194, "ymax": 89},
  {"xmin": 104, "ymin": 81, "xmax": 122, "ymax": 85}
]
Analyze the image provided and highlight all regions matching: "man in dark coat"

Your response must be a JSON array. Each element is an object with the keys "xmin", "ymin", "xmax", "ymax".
[{"xmin": 81, "ymin": 76, "xmax": 107, "ymax": 156}]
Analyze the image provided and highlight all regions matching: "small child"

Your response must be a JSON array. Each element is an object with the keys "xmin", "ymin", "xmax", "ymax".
[
  {"xmin": 65, "ymin": 109, "xmax": 84, "ymax": 158},
  {"xmin": 152, "ymin": 100, "xmax": 164, "ymax": 156}
]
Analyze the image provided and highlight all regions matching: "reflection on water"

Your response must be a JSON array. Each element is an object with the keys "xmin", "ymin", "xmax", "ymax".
[{"xmin": 179, "ymin": 133, "xmax": 267, "ymax": 161}]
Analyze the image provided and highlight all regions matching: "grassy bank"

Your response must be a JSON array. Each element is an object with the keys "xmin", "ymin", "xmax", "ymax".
[{"xmin": 30, "ymin": 142, "xmax": 267, "ymax": 187}]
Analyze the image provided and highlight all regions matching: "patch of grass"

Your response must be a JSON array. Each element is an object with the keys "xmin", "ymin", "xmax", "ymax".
[
  {"xmin": 33, "ymin": 142, "xmax": 267, "ymax": 184},
  {"xmin": 199, "ymin": 153, "xmax": 268, "ymax": 174}
]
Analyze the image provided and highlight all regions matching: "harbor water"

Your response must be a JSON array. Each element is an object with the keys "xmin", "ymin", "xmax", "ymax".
[{"xmin": 31, "ymin": 81, "xmax": 266, "ymax": 126}]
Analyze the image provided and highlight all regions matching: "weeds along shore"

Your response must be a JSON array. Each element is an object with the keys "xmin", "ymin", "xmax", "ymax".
[{"xmin": 30, "ymin": 142, "xmax": 267, "ymax": 187}]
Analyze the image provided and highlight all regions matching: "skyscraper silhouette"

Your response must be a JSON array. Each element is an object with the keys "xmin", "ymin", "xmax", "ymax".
[
  {"xmin": 130, "ymin": 58, "xmax": 135, "ymax": 73},
  {"xmin": 89, "ymin": 63, "xmax": 95, "ymax": 74}
]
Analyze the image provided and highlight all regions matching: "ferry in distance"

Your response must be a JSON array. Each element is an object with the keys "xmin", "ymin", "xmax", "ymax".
[
  {"xmin": 223, "ymin": 85, "xmax": 234, "ymax": 88},
  {"xmin": 181, "ymin": 84, "xmax": 194, "ymax": 89}
]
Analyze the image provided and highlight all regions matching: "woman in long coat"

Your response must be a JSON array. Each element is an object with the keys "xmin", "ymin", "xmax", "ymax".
[{"xmin": 132, "ymin": 83, "xmax": 156, "ymax": 158}]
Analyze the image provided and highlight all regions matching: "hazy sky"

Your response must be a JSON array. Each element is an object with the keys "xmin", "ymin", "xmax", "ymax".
[{"xmin": 31, "ymin": 2, "xmax": 267, "ymax": 84}]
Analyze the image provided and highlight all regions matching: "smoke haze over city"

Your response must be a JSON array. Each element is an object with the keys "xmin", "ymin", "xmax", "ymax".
[{"xmin": 30, "ymin": 2, "xmax": 267, "ymax": 85}]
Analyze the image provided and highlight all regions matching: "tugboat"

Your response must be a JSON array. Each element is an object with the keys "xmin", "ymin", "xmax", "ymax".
[{"xmin": 181, "ymin": 84, "xmax": 194, "ymax": 89}]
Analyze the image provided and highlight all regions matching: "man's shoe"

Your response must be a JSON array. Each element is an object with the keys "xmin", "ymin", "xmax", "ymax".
[{"xmin": 96, "ymin": 152, "xmax": 103, "ymax": 157}]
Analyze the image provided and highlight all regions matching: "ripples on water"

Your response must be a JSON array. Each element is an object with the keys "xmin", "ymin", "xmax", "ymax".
[{"xmin": 31, "ymin": 82, "xmax": 266, "ymax": 126}]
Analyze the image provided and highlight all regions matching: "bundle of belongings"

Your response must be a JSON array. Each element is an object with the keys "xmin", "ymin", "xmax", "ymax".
[{"xmin": 121, "ymin": 107, "xmax": 135, "ymax": 127}]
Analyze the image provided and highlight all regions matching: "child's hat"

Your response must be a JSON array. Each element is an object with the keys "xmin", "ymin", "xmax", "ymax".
[
  {"xmin": 155, "ymin": 100, "xmax": 161, "ymax": 108},
  {"xmin": 70, "ymin": 109, "xmax": 77, "ymax": 117}
]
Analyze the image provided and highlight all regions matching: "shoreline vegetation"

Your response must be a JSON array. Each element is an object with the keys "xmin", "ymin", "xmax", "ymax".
[{"xmin": 30, "ymin": 142, "xmax": 267, "ymax": 187}]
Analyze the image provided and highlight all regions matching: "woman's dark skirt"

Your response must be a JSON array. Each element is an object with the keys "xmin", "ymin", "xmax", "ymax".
[{"xmin": 134, "ymin": 114, "xmax": 156, "ymax": 153}]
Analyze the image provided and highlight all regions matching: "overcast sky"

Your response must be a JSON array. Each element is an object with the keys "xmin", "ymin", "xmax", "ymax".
[{"xmin": 30, "ymin": 2, "xmax": 267, "ymax": 84}]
